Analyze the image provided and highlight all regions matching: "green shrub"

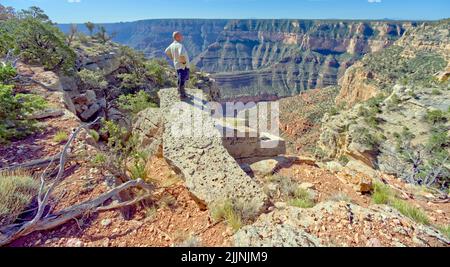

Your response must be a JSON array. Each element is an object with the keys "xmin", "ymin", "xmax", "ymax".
[
  {"xmin": 372, "ymin": 182, "xmax": 430, "ymax": 225},
  {"xmin": 117, "ymin": 90, "xmax": 157, "ymax": 116},
  {"xmin": 431, "ymin": 89, "xmax": 442, "ymax": 96},
  {"xmin": 187, "ymin": 71, "xmax": 199, "ymax": 89},
  {"xmin": 0, "ymin": 64, "xmax": 17, "ymax": 84},
  {"xmin": 94, "ymin": 26, "xmax": 112, "ymax": 44},
  {"xmin": 117, "ymin": 72, "xmax": 145, "ymax": 92},
  {"xmin": 328, "ymin": 102, "xmax": 346, "ymax": 116},
  {"xmin": 267, "ymin": 175, "xmax": 316, "ymax": 208},
  {"xmin": 88, "ymin": 129, "xmax": 100, "ymax": 142},
  {"xmin": 267, "ymin": 175, "xmax": 298, "ymax": 198},
  {"xmin": 0, "ymin": 172, "xmax": 40, "ymax": 226},
  {"xmin": 372, "ymin": 182, "xmax": 394, "ymax": 205},
  {"xmin": 53, "ymin": 130, "xmax": 68, "ymax": 143},
  {"xmin": 408, "ymin": 90, "xmax": 418, "ymax": 99},
  {"xmin": 128, "ymin": 151, "xmax": 150, "ymax": 181},
  {"xmin": 391, "ymin": 199, "xmax": 430, "ymax": 225},
  {"xmin": 288, "ymin": 188, "xmax": 316, "ymax": 209},
  {"xmin": 387, "ymin": 93, "xmax": 401, "ymax": 111},
  {"xmin": 438, "ymin": 225, "xmax": 450, "ymax": 240},
  {"xmin": 91, "ymin": 153, "xmax": 107, "ymax": 166},
  {"xmin": 0, "ymin": 83, "xmax": 46, "ymax": 143},
  {"xmin": 145, "ymin": 59, "xmax": 166, "ymax": 86},
  {"xmin": 119, "ymin": 46, "xmax": 146, "ymax": 73},
  {"xmin": 0, "ymin": 26, "xmax": 14, "ymax": 56},
  {"xmin": 352, "ymin": 127, "xmax": 380, "ymax": 151},
  {"xmin": 145, "ymin": 206, "xmax": 157, "ymax": 220},
  {"xmin": 78, "ymin": 69, "xmax": 108, "ymax": 89},
  {"xmin": 426, "ymin": 130, "xmax": 449, "ymax": 152},
  {"xmin": 100, "ymin": 119, "xmax": 137, "ymax": 172},
  {"xmin": 211, "ymin": 200, "xmax": 242, "ymax": 232},
  {"xmin": 0, "ymin": 17, "xmax": 76, "ymax": 73},
  {"xmin": 77, "ymin": 33, "xmax": 89, "ymax": 44},
  {"xmin": 425, "ymin": 110, "xmax": 448, "ymax": 125},
  {"xmin": 129, "ymin": 160, "xmax": 146, "ymax": 180},
  {"xmin": 314, "ymin": 147, "xmax": 327, "ymax": 160},
  {"xmin": 338, "ymin": 155, "xmax": 350, "ymax": 166},
  {"xmin": 358, "ymin": 96, "xmax": 384, "ymax": 129}
]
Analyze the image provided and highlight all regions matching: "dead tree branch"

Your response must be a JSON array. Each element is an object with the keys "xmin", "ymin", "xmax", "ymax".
[
  {"xmin": 0, "ymin": 152, "xmax": 72, "ymax": 172},
  {"xmin": 0, "ymin": 117, "xmax": 153, "ymax": 246}
]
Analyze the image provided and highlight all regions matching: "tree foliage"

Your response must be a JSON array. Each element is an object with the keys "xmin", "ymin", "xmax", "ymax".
[
  {"xmin": 0, "ymin": 83, "xmax": 46, "ymax": 143},
  {"xmin": 95, "ymin": 25, "xmax": 115, "ymax": 44},
  {"xmin": 78, "ymin": 69, "xmax": 108, "ymax": 89},
  {"xmin": 0, "ymin": 64, "xmax": 17, "ymax": 84},
  {"xmin": 85, "ymin": 21, "xmax": 95, "ymax": 36},
  {"xmin": 16, "ymin": 6, "xmax": 51, "ymax": 23},
  {"xmin": 0, "ymin": 7, "xmax": 75, "ymax": 73},
  {"xmin": 117, "ymin": 90, "xmax": 157, "ymax": 116},
  {"xmin": 0, "ymin": 4, "xmax": 15, "ymax": 21}
]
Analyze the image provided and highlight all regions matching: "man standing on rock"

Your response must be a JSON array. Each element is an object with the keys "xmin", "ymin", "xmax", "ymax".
[{"xmin": 165, "ymin": 31, "xmax": 190, "ymax": 99}]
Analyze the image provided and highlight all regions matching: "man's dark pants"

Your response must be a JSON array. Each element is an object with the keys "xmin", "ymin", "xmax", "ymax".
[{"xmin": 177, "ymin": 68, "xmax": 190, "ymax": 98}]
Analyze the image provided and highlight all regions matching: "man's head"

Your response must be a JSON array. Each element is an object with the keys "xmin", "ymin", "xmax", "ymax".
[{"xmin": 173, "ymin": 31, "xmax": 183, "ymax": 42}]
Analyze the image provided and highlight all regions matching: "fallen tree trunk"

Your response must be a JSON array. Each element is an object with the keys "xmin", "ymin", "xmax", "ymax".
[
  {"xmin": 0, "ymin": 179, "xmax": 151, "ymax": 246},
  {"xmin": 0, "ymin": 117, "xmax": 153, "ymax": 247},
  {"xmin": 0, "ymin": 153, "xmax": 73, "ymax": 172}
]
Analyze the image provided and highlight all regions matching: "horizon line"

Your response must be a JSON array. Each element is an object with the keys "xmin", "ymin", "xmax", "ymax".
[{"xmin": 56, "ymin": 17, "xmax": 448, "ymax": 25}]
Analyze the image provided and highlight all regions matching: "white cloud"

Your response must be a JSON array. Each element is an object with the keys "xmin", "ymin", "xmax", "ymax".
[
  {"xmin": 368, "ymin": 0, "xmax": 382, "ymax": 3},
  {"xmin": 67, "ymin": 0, "xmax": 82, "ymax": 3}
]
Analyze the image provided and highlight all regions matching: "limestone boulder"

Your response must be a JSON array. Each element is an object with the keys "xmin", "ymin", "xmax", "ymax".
[
  {"xmin": 80, "ymin": 103, "xmax": 100, "ymax": 121},
  {"xmin": 159, "ymin": 88, "xmax": 267, "ymax": 211},
  {"xmin": 132, "ymin": 107, "xmax": 164, "ymax": 157},
  {"xmin": 235, "ymin": 202, "xmax": 449, "ymax": 247}
]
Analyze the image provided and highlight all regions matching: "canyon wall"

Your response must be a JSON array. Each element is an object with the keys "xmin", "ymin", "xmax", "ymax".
[{"xmin": 60, "ymin": 19, "xmax": 417, "ymax": 100}]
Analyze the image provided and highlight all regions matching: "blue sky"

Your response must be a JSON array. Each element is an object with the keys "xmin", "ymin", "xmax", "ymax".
[{"xmin": 3, "ymin": 0, "xmax": 449, "ymax": 23}]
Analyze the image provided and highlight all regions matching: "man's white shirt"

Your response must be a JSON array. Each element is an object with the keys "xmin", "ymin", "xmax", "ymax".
[{"xmin": 165, "ymin": 41, "xmax": 190, "ymax": 70}]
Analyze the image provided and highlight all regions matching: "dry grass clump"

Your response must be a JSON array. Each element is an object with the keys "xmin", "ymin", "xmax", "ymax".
[{"xmin": 0, "ymin": 171, "xmax": 39, "ymax": 227}]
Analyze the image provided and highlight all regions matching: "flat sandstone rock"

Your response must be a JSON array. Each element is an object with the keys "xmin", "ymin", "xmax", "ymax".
[{"xmin": 158, "ymin": 88, "xmax": 267, "ymax": 210}]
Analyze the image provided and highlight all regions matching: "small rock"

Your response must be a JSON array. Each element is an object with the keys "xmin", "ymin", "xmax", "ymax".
[
  {"xmin": 366, "ymin": 238, "xmax": 382, "ymax": 247},
  {"xmin": 80, "ymin": 103, "xmax": 100, "ymax": 121},
  {"xmin": 274, "ymin": 202, "xmax": 287, "ymax": 210},
  {"xmin": 250, "ymin": 159, "xmax": 279, "ymax": 177},
  {"xmin": 101, "ymin": 219, "xmax": 112, "ymax": 227},
  {"xmin": 85, "ymin": 90, "xmax": 97, "ymax": 105},
  {"xmin": 28, "ymin": 109, "xmax": 64, "ymax": 120},
  {"xmin": 66, "ymin": 238, "xmax": 83, "ymax": 247},
  {"xmin": 412, "ymin": 236, "xmax": 425, "ymax": 246},
  {"xmin": 357, "ymin": 177, "xmax": 373, "ymax": 193},
  {"xmin": 299, "ymin": 182, "xmax": 316, "ymax": 190},
  {"xmin": 102, "ymin": 238, "xmax": 110, "ymax": 247}
]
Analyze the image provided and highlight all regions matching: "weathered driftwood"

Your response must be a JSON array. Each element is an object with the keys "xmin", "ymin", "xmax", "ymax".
[
  {"xmin": 0, "ymin": 179, "xmax": 151, "ymax": 246},
  {"xmin": 0, "ymin": 118, "xmax": 153, "ymax": 246},
  {"xmin": 0, "ymin": 153, "xmax": 71, "ymax": 172}
]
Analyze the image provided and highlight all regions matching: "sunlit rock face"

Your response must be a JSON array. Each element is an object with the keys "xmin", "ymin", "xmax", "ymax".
[{"xmin": 195, "ymin": 20, "xmax": 415, "ymax": 100}]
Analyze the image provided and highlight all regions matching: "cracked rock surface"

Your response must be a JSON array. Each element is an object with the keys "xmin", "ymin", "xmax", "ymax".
[{"xmin": 158, "ymin": 88, "xmax": 267, "ymax": 210}]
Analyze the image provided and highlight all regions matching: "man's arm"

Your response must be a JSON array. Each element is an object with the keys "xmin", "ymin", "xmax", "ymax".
[
  {"xmin": 178, "ymin": 45, "xmax": 188, "ymax": 65},
  {"xmin": 179, "ymin": 55, "xmax": 187, "ymax": 64},
  {"xmin": 165, "ymin": 47, "xmax": 173, "ymax": 60}
]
